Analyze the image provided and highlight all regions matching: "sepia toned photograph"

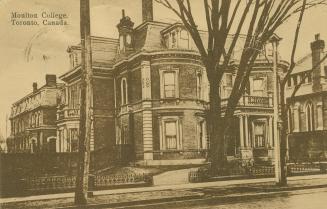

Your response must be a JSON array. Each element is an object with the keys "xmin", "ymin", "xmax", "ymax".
[{"xmin": 1, "ymin": 0, "xmax": 327, "ymax": 208}]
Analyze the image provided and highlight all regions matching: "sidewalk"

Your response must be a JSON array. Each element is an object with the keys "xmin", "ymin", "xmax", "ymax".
[{"xmin": 1, "ymin": 174, "xmax": 327, "ymax": 209}]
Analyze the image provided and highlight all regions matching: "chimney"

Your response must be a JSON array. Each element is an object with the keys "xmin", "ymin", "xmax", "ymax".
[
  {"xmin": 311, "ymin": 33, "xmax": 325, "ymax": 92},
  {"xmin": 45, "ymin": 74, "xmax": 57, "ymax": 86},
  {"xmin": 142, "ymin": 0, "xmax": 153, "ymax": 22},
  {"xmin": 33, "ymin": 82, "xmax": 38, "ymax": 93}
]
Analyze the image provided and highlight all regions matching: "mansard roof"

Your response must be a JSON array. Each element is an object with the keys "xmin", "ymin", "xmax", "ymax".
[{"xmin": 67, "ymin": 36, "xmax": 119, "ymax": 66}]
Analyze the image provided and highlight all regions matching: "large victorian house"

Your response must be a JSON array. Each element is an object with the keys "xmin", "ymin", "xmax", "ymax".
[
  {"xmin": 54, "ymin": 0, "xmax": 288, "ymax": 166},
  {"xmin": 8, "ymin": 0, "xmax": 289, "ymax": 167}
]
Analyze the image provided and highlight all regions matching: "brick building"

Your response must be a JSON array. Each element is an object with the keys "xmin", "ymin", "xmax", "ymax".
[
  {"xmin": 7, "ymin": 75, "xmax": 63, "ymax": 153},
  {"xmin": 286, "ymin": 34, "xmax": 327, "ymax": 161},
  {"xmin": 8, "ymin": 1, "xmax": 290, "ymax": 166},
  {"xmin": 54, "ymin": 0, "xmax": 288, "ymax": 166},
  {"xmin": 56, "ymin": 36, "xmax": 117, "ymax": 153}
]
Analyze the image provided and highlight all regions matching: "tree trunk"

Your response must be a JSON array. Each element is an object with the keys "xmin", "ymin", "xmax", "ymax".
[
  {"xmin": 207, "ymin": 70, "xmax": 225, "ymax": 174},
  {"xmin": 279, "ymin": 85, "xmax": 288, "ymax": 186}
]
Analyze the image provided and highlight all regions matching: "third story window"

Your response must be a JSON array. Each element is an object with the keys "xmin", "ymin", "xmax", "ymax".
[{"xmin": 164, "ymin": 72, "xmax": 176, "ymax": 98}]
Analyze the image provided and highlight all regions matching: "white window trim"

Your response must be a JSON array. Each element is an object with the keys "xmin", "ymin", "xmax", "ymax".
[
  {"xmin": 159, "ymin": 68, "xmax": 179, "ymax": 99},
  {"xmin": 121, "ymin": 77, "xmax": 128, "ymax": 105},
  {"xmin": 159, "ymin": 116, "xmax": 182, "ymax": 150}
]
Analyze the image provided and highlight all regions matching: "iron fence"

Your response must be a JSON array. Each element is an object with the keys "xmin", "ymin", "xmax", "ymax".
[
  {"xmin": 18, "ymin": 173, "xmax": 152, "ymax": 195},
  {"xmin": 189, "ymin": 162, "xmax": 327, "ymax": 183}
]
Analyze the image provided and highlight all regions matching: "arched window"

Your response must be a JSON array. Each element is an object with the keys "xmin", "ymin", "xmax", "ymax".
[
  {"xmin": 121, "ymin": 78, "xmax": 128, "ymax": 105},
  {"xmin": 306, "ymin": 102, "xmax": 314, "ymax": 131}
]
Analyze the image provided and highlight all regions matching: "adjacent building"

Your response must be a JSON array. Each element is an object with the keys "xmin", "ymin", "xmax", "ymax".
[
  {"xmin": 286, "ymin": 34, "xmax": 327, "ymax": 161},
  {"xmin": 7, "ymin": 75, "xmax": 63, "ymax": 153}
]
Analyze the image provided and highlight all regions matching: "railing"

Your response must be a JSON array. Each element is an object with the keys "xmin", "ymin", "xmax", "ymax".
[
  {"xmin": 189, "ymin": 162, "xmax": 327, "ymax": 183},
  {"xmin": 95, "ymin": 173, "xmax": 151, "ymax": 187},
  {"xmin": 287, "ymin": 162, "xmax": 322, "ymax": 176},
  {"xmin": 24, "ymin": 176, "xmax": 76, "ymax": 191},
  {"xmin": 57, "ymin": 108, "xmax": 80, "ymax": 120},
  {"xmin": 221, "ymin": 95, "xmax": 272, "ymax": 108},
  {"xmin": 20, "ymin": 173, "xmax": 152, "ymax": 194}
]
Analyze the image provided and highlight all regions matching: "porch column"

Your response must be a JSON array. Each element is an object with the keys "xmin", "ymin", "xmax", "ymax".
[
  {"xmin": 141, "ymin": 60, "xmax": 153, "ymax": 160},
  {"xmin": 239, "ymin": 115, "xmax": 244, "ymax": 147},
  {"xmin": 268, "ymin": 116, "xmax": 273, "ymax": 147},
  {"xmin": 63, "ymin": 128, "xmax": 67, "ymax": 152},
  {"xmin": 244, "ymin": 115, "xmax": 249, "ymax": 147}
]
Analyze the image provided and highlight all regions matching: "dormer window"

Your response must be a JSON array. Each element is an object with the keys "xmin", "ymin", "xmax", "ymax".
[
  {"xmin": 171, "ymin": 32, "xmax": 177, "ymax": 48},
  {"xmin": 180, "ymin": 30, "xmax": 189, "ymax": 48},
  {"xmin": 126, "ymin": 34, "xmax": 132, "ymax": 45},
  {"xmin": 119, "ymin": 35, "xmax": 124, "ymax": 51}
]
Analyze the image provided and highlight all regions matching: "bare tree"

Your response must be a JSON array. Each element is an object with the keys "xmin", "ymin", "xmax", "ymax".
[
  {"xmin": 155, "ymin": 0, "xmax": 326, "ymax": 172},
  {"xmin": 278, "ymin": 0, "xmax": 327, "ymax": 185}
]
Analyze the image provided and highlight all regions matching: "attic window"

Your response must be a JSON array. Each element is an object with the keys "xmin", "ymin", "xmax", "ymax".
[
  {"xmin": 171, "ymin": 32, "xmax": 177, "ymax": 48},
  {"xmin": 180, "ymin": 30, "xmax": 189, "ymax": 49}
]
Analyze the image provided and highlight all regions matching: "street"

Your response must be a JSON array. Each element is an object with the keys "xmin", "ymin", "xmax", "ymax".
[{"xmin": 118, "ymin": 187, "xmax": 327, "ymax": 209}]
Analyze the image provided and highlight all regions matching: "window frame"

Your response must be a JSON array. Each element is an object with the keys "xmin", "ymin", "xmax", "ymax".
[
  {"xmin": 252, "ymin": 78, "xmax": 264, "ymax": 96},
  {"xmin": 159, "ymin": 116, "xmax": 182, "ymax": 150},
  {"xmin": 305, "ymin": 102, "xmax": 315, "ymax": 132},
  {"xmin": 253, "ymin": 121, "xmax": 266, "ymax": 148},
  {"xmin": 160, "ymin": 68, "xmax": 179, "ymax": 99}
]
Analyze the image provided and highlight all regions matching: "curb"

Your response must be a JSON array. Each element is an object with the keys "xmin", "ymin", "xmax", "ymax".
[
  {"xmin": 56, "ymin": 194, "xmax": 203, "ymax": 209},
  {"xmin": 57, "ymin": 184, "xmax": 327, "ymax": 209}
]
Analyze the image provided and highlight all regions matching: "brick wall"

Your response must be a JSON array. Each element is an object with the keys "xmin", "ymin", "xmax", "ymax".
[{"xmin": 93, "ymin": 77, "xmax": 115, "ymax": 151}]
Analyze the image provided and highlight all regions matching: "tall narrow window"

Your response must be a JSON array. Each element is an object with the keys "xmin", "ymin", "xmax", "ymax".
[
  {"xmin": 121, "ymin": 78, "xmax": 128, "ymax": 105},
  {"xmin": 70, "ymin": 128, "xmax": 79, "ymax": 152},
  {"xmin": 225, "ymin": 74, "xmax": 233, "ymax": 97},
  {"xmin": 307, "ymin": 71, "xmax": 312, "ymax": 83},
  {"xmin": 165, "ymin": 121, "xmax": 177, "ymax": 150},
  {"xmin": 197, "ymin": 73, "xmax": 202, "ymax": 99},
  {"xmin": 254, "ymin": 122, "xmax": 265, "ymax": 147},
  {"xmin": 171, "ymin": 32, "xmax": 177, "ymax": 48},
  {"xmin": 253, "ymin": 79, "xmax": 264, "ymax": 96},
  {"xmin": 306, "ymin": 102, "xmax": 314, "ymax": 131},
  {"xmin": 164, "ymin": 72, "xmax": 176, "ymax": 98},
  {"xmin": 293, "ymin": 75, "xmax": 298, "ymax": 86},
  {"xmin": 287, "ymin": 78, "xmax": 292, "ymax": 87},
  {"xmin": 120, "ymin": 125, "xmax": 128, "ymax": 144},
  {"xmin": 198, "ymin": 121, "xmax": 206, "ymax": 149}
]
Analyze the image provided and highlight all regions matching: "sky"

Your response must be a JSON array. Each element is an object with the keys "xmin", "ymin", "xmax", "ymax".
[{"xmin": 0, "ymin": 0, "xmax": 327, "ymax": 138}]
